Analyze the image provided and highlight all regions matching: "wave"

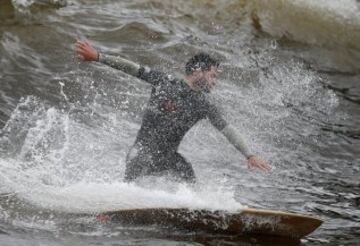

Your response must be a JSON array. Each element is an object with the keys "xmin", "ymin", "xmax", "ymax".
[{"xmin": 248, "ymin": 0, "xmax": 360, "ymax": 51}]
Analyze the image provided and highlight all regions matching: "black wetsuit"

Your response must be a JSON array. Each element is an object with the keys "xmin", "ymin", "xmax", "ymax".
[{"xmin": 124, "ymin": 67, "xmax": 228, "ymax": 182}]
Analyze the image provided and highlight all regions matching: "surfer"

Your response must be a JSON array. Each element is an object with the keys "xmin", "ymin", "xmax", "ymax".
[{"xmin": 75, "ymin": 40, "xmax": 271, "ymax": 183}]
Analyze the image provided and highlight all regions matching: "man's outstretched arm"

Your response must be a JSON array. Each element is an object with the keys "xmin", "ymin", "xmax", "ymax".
[
  {"xmin": 75, "ymin": 40, "xmax": 140, "ymax": 77},
  {"xmin": 98, "ymin": 53, "xmax": 140, "ymax": 77},
  {"xmin": 221, "ymin": 125, "xmax": 272, "ymax": 171},
  {"xmin": 75, "ymin": 40, "xmax": 167, "ymax": 85}
]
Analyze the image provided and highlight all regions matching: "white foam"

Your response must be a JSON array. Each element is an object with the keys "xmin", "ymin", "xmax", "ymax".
[
  {"xmin": 0, "ymin": 96, "xmax": 243, "ymax": 214},
  {"xmin": 0, "ymin": 158, "xmax": 243, "ymax": 213},
  {"xmin": 11, "ymin": 0, "xmax": 67, "ymax": 9},
  {"xmin": 22, "ymin": 181, "xmax": 244, "ymax": 213},
  {"xmin": 11, "ymin": 0, "xmax": 34, "ymax": 9}
]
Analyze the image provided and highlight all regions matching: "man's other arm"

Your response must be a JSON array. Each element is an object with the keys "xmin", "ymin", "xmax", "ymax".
[
  {"xmin": 208, "ymin": 104, "xmax": 271, "ymax": 171},
  {"xmin": 75, "ymin": 40, "xmax": 166, "ymax": 85}
]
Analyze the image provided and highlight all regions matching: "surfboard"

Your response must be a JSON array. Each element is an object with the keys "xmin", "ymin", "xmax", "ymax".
[{"xmin": 96, "ymin": 207, "xmax": 323, "ymax": 239}]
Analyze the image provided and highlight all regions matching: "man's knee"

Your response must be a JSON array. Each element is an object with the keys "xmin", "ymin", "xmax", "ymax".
[
  {"xmin": 173, "ymin": 153, "xmax": 196, "ymax": 182},
  {"xmin": 124, "ymin": 145, "xmax": 153, "ymax": 182}
]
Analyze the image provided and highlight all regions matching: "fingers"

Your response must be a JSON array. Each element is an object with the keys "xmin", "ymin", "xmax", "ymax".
[
  {"xmin": 75, "ymin": 42, "xmax": 87, "ymax": 51},
  {"xmin": 75, "ymin": 40, "xmax": 91, "ymax": 53},
  {"xmin": 75, "ymin": 45, "xmax": 87, "ymax": 55},
  {"xmin": 75, "ymin": 40, "xmax": 85, "ymax": 47},
  {"xmin": 74, "ymin": 44, "xmax": 86, "ymax": 61},
  {"xmin": 257, "ymin": 161, "xmax": 271, "ymax": 171},
  {"xmin": 74, "ymin": 40, "xmax": 92, "ymax": 61},
  {"xmin": 253, "ymin": 163, "xmax": 267, "ymax": 171},
  {"xmin": 261, "ymin": 163, "xmax": 271, "ymax": 171},
  {"xmin": 263, "ymin": 162, "xmax": 272, "ymax": 170},
  {"xmin": 77, "ymin": 54, "xmax": 85, "ymax": 61},
  {"xmin": 75, "ymin": 47, "xmax": 86, "ymax": 56},
  {"xmin": 247, "ymin": 158, "xmax": 272, "ymax": 171},
  {"xmin": 256, "ymin": 160, "xmax": 271, "ymax": 170},
  {"xmin": 75, "ymin": 43, "xmax": 88, "ymax": 56},
  {"xmin": 76, "ymin": 40, "xmax": 92, "ymax": 48}
]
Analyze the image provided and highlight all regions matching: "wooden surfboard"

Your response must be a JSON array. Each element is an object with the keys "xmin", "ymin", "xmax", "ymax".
[{"xmin": 97, "ymin": 207, "xmax": 323, "ymax": 239}]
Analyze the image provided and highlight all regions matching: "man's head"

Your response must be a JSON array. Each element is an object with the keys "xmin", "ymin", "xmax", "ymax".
[{"xmin": 185, "ymin": 53, "xmax": 220, "ymax": 93}]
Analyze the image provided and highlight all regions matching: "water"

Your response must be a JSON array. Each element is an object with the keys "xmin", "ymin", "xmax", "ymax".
[{"xmin": 0, "ymin": 0, "xmax": 359, "ymax": 245}]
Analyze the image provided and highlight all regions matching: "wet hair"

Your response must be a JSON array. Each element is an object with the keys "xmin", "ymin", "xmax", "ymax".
[{"xmin": 185, "ymin": 52, "xmax": 219, "ymax": 75}]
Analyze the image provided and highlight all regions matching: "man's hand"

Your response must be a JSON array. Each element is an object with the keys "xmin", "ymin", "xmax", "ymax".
[
  {"xmin": 247, "ymin": 156, "xmax": 272, "ymax": 171},
  {"xmin": 75, "ymin": 40, "xmax": 98, "ymax": 61}
]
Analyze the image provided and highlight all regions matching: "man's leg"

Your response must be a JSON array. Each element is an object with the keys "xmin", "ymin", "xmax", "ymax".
[
  {"xmin": 170, "ymin": 152, "xmax": 196, "ymax": 183},
  {"xmin": 124, "ymin": 144, "xmax": 152, "ymax": 182}
]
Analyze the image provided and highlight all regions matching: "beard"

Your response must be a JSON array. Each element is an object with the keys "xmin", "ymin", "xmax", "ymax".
[{"xmin": 194, "ymin": 77, "xmax": 211, "ymax": 93}]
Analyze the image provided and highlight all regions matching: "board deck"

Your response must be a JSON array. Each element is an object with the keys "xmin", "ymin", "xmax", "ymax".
[{"xmin": 98, "ymin": 207, "xmax": 323, "ymax": 239}]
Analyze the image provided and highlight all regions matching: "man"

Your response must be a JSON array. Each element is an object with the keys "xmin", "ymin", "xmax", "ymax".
[{"xmin": 75, "ymin": 40, "xmax": 271, "ymax": 183}]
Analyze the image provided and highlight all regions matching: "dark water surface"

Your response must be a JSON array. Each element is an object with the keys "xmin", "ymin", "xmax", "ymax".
[{"xmin": 0, "ymin": 0, "xmax": 360, "ymax": 245}]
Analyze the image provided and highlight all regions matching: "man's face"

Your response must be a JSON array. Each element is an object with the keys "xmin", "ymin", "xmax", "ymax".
[{"xmin": 195, "ymin": 66, "xmax": 218, "ymax": 93}]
